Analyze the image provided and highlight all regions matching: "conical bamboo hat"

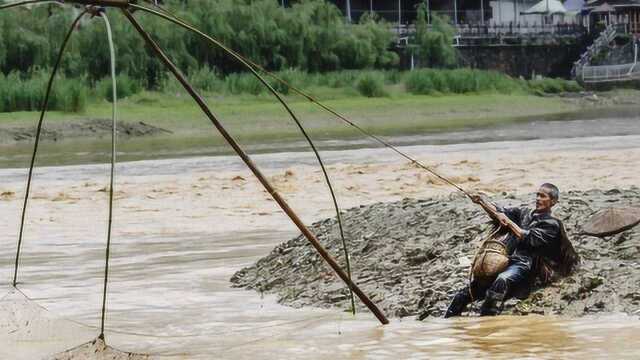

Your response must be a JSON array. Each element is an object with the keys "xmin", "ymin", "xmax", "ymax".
[{"xmin": 582, "ymin": 207, "xmax": 640, "ymax": 237}]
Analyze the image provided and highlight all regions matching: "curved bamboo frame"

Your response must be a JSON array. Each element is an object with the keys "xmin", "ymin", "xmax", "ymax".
[{"xmin": 2, "ymin": 0, "xmax": 389, "ymax": 326}]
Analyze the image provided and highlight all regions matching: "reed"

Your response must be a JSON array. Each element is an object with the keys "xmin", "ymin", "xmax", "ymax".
[{"xmin": 0, "ymin": 70, "xmax": 88, "ymax": 113}]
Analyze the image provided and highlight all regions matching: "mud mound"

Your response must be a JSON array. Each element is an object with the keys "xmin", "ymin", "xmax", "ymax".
[
  {"xmin": 231, "ymin": 188, "xmax": 640, "ymax": 319},
  {"xmin": 0, "ymin": 119, "xmax": 171, "ymax": 144},
  {"xmin": 50, "ymin": 337, "xmax": 149, "ymax": 360}
]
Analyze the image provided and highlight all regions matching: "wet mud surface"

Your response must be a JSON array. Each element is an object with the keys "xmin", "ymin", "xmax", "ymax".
[{"xmin": 232, "ymin": 189, "xmax": 640, "ymax": 319}]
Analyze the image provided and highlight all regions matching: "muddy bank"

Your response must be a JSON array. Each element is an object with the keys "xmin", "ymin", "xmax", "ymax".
[
  {"xmin": 50, "ymin": 338, "xmax": 149, "ymax": 360},
  {"xmin": 0, "ymin": 118, "xmax": 171, "ymax": 144},
  {"xmin": 231, "ymin": 188, "xmax": 640, "ymax": 319},
  {"xmin": 558, "ymin": 90, "xmax": 640, "ymax": 108}
]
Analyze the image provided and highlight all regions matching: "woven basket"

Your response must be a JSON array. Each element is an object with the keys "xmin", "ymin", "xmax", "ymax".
[{"xmin": 471, "ymin": 231, "xmax": 509, "ymax": 280}]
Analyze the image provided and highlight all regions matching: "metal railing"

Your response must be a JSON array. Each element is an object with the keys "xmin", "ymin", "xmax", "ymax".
[
  {"xmin": 579, "ymin": 41, "xmax": 639, "ymax": 83},
  {"xmin": 572, "ymin": 23, "xmax": 628, "ymax": 79},
  {"xmin": 581, "ymin": 62, "xmax": 640, "ymax": 82},
  {"xmin": 456, "ymin": 23, "xmax": 586, "ymax": 37}
]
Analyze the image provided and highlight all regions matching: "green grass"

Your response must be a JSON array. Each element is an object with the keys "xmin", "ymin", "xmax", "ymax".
[
  {"xmin": 0, "ymin": 83, "xmax": 601, "ymax": 168},
  {"xmin": 0, "ymin": 90, "xmax": 578, "ymax": 137}
]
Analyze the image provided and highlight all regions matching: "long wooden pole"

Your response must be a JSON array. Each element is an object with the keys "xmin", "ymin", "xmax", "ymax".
[
  {"xmin": 122, "ymin": 9, "xmax": 389, "ymax": 325},
  {"xmin": 99, "ymin": 11, "xmax": 117, "ymax": 339},
  {"xmin": 12, "ymin": 8, "xmax": 87, "ymax": 287}
]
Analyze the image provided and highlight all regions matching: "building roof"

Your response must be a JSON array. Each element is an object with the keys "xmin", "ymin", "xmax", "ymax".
[
  {"xmin": 586, "ymin": 0, "xmax": 640, "ymax": 7},
  {"xmin": 564, "ymin": 0, "xmax": 586, "ymax": 11},
  {"xmin": 521, "ymin": 0, "xmax": 568, "ymax": 15},
  {"xmin": 592, "ymin": 2, "xmax": 617, "ymax": 12}
]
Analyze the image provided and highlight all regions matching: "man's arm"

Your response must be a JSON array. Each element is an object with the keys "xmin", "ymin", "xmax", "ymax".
[
  {"xmin": 471, "ymin": 194, "xmax": 499, "ymax": 221},
  {"xmin": 496, "ymin": 213, "xmax": 526, "ymax": 240},
  {"xmin": 471, "ymin": 194, "xmax": 525, "ymax": 238}
]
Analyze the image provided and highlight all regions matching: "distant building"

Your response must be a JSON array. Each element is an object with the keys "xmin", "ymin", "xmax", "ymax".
[
  {"xmin": 326, "ymin": 1, "xmax": 581, "ymax": 26},
  {"xmin": 582, "ymin": 0, "xmax": 640, "ymax": 33}
]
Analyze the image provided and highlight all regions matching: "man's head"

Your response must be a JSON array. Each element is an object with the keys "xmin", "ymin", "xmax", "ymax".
[{"xmin": 536, "ymin": 183, "xmax": 559, "ymax": 213}]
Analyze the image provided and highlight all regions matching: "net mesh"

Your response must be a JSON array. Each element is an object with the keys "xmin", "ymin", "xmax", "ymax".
[{"xmin": 0, "ymin": 289, "xmax": 148, "ymax": 359}]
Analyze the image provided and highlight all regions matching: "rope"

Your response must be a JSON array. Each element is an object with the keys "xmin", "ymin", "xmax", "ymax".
[
  {"xmin": 136, "ymin": 2, "xmax": 472, "ymax": 201},
  {"xmin": 132, "ymin": 3, "xmax": 357, "ymax": 314},
  {"xmin": 99, "ymin": 10, "xmax": 117, "ymax": 338},
  {"xmin": 12, "ymin": 8, "xmax": 88, "ymax": 287}
]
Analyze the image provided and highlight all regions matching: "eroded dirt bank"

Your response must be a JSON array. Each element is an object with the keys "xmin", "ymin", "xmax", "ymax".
[
  {"xmin": 0, "ymin": 119, "xmax": 171, "ymax": 144},
  {"xmin": 231, "ymin": 189, "xmax": 640, "ymax": 319}
]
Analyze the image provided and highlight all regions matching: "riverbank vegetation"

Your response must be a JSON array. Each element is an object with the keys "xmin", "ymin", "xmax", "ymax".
[
  {"xmin": 0, "ymin": 0, "xmax": 585, "ymax": 114},
  {"xmin": 0, "ymin": 0, "xmax": 397, "ymax": 85},
  {"xmin": 0, "ymin": 67, "xmax": 583, "ymax": 113}
]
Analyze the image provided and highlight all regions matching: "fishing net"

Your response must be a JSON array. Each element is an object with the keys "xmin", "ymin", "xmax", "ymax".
[{"xmin": 0, "ymin": 289, "xmax": 148, "ymax": 359}]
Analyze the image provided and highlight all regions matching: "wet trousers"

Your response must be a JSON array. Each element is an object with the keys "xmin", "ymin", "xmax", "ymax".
[{"xmin": 444, "ymin": 261, "xmax": 531, "ymax": 317}]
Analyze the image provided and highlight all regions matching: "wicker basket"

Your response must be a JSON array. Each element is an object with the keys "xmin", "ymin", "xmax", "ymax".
[{"xmin": 471, "ymin": 230, "xmax": 509, "ymax": 280}]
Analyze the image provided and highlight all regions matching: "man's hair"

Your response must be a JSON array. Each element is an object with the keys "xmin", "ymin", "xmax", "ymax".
[{"xmin": 540, "ymin": 183, "xmax": 560, "ymax": 201}]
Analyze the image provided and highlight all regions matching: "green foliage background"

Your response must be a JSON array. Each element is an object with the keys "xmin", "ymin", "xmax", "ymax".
[
  {"xmin": 0, "ymin": 0, "xmax": 398, "ymax": 88},
  {"xmin": 412, "ymin": 4, "xmax": 457, "ymax": 68}
]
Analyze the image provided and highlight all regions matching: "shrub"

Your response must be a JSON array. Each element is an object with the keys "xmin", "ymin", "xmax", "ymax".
[
  {"xmin": 98, "ymin": 74, "xmax": 142, "ymax": 102},
  {"xmin": 188, "ymin": 66, "xmax": 224, "ymax": 92},
  {"xmin": 528, "ymin": 78, "xmax": 582, "ymax": 94},
  {"xmin": 0, "ymin": 70, "xmax": 88, "ymax": 113},
  {"xmin": 224, "ymin": 72, "xmax": 265, "ymax": 95},
  {"xmin": 356, "ymin": 72, "xmax": 388, "ymax": 97},
  {"xmin": 405, "ymin": 68, "xmax": 524, "ymax": 95},
  {"xmin": 412, "ymin": 6, "xmax": 458, "ymax": 68},
  {"xmin": 269, "ymin": 68, "xmax": 307, "ymax": 95}
]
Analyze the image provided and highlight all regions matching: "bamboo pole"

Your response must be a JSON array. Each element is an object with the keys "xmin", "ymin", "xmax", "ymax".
[
  {"xmin": 99, "ymin": 10, "xmax": 117, "ymax": 338},
  {"xmin": 132, "ymin": 2, "xmax": 357, "ymax": 317},
  {"xmin": 12, "ymin": 8, "xmax": 87, "ymax": 287},
  {"xmin": 122, "ymin": 8, "xmax": 389, "ymax": 325}
]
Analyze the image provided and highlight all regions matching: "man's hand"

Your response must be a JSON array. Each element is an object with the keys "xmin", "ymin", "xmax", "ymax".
[
  {"xmin": 470, "ymin": 194, "xmax": 483, "ymax": 204},
  {"xmin": 496, "ymin": 213, "xmax": 510, "ymax": 227},
  {"xmin": 496, "ymin": 212, "xmax": 525, "ymax": 240}
]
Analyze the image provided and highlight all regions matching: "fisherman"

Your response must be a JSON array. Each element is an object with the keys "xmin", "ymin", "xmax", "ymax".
[{"xmin": 444, "ymin": 183, "xmax": 579, "ymax": 317}]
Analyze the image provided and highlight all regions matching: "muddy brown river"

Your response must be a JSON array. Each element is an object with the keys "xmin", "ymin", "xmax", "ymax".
[
  {"xmin": 2, "ymin": 228, "xmax": 639, "ymax": 359},
  {"xmin": 1, "ymin": 134, "xmax": 639, "ymax": 359}
]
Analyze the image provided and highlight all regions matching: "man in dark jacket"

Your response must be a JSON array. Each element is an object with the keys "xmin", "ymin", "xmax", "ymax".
[{"xmin": 444, "ymin": 183, "xmax": 579, "ymax": 317}]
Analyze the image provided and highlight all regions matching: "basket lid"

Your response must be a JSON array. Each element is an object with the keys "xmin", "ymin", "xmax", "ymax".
[{"xmin": 582, "ymin": 207, "xmax": 640, "ymax": 237}]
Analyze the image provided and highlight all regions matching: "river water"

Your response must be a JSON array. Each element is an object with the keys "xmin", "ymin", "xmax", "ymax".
[
  {"xmin": 1, "ymin": 228, "xmax": 639, "ymax": 359},
  {"xmin": 1, "ymin": 112, "xmax": 639, "ymax": 359},
  {"xmin": 2, "ymin": 107, "xmax": 640, "ymax": 168}
]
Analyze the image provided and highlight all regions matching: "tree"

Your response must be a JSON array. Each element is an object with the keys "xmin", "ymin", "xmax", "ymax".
[{"xmin": 412, "ymin": 3, "xmax": 457, "ymax": 68}]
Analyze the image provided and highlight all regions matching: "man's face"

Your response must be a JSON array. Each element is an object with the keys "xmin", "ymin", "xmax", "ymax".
[{"xmin": 535, "ymin": 187, "xmax": 556, "ymax": 212}]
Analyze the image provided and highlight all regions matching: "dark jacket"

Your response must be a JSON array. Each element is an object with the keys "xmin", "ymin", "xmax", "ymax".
[{"xmin": 498, "ymin": 206, "xmax": 579, "ymax": 284}]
